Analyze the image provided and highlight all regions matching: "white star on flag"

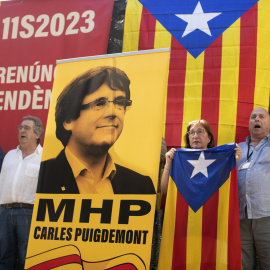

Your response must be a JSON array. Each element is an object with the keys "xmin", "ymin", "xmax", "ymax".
[
  {"xmin": 188, "ymin": 151, "xmax": 216, "ymax": 178},
  {"xmin": 175, "ymin": 1, "xmax": 222, "ymax": 37}
]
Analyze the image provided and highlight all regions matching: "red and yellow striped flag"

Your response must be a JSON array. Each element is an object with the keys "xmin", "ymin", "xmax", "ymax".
[
  {"xmin": 123, "ymin": 0, "xmax": 270, "ymax": 149},
  {"xmin": 158, "ymin": 155, "xmax": 241, "ymax": 269},
  {"xmin": 25, "ymin": 245, "xmax": 146, "ymax": 270},
  {"xmin": 122, "ymin": 0, "xmax": 270, "ymax": 269}
]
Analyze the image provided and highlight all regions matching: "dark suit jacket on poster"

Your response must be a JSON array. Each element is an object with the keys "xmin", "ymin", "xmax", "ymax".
[{"xmin": 37, "ymin": 150, "xmax": 156, "ymax": 194}]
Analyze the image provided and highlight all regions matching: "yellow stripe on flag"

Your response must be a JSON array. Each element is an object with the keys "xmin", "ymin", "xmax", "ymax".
[
  {"xmin": 218, "ymin": 19, "xmax": 240, "ymax": 145},
  {"xmin": 182, "ymin": 52, "xmax": 204, "ymax": 269},
  {"xmin": 157, "ymin": 177, "xmax": 177, "ymax": 270},
  {"xmin": 217, "ymin": 19, "xmax": 241, "ymax": 269},
  {"xmin": 154, "ymin": 21, "xmax": 172, "ymax": 49},
  {"xmin": 186, "ymin": 208, "xmax": 202, "ymax": 270},
  {"xmin": 122, "ymin": 0, "xmax": 143, "ymax": 52},
  {"xmin": 216, "ymin": 177, "xmax": 231, "ymax": 269},
  {"xmin": 254, "ymin": 0, "xmax": 270, "ymax": 109},
  {"xmin": 181, "ymin": 52, "xmax": 204, "ymax": 146}
]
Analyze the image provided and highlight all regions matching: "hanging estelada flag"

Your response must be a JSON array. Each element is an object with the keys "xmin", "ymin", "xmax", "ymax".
[
  {"xmin": 122, "ymin": 0, "xmax": 270, "ymax": 150},
  {"xmin": 137, "ymin": 0, "xmax": 259, "ymax": 58},
  {"xmin": 158, "ymin": 143, "xmax": 242, "ymax": 269}
]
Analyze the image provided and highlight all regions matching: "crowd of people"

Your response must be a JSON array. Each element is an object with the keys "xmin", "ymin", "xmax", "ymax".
[{"xmin": 0, "ymin": 107, "xmax": 269, "ymax": 270}]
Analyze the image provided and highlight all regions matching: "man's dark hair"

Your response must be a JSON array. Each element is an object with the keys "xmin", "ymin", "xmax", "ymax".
[
  {"xmin": 55, "ymin": 66, "xmax": 131, "ymax": 147},
  {"xmin": 23, "ymin": 115, "xmax": 44, "ymax": 144}
]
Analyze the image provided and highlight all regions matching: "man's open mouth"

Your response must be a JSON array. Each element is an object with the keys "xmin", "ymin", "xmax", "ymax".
[{"xmin": 254, "ymin": 124, "xmax": 261, "ymax": 129}]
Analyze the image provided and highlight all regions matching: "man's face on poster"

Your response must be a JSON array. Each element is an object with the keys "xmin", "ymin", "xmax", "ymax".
[{"xmin": 64, "ymin": 83, "xmax": 126, "ymax": 149}]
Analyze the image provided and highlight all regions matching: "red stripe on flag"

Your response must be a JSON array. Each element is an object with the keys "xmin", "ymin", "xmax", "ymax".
[
  {"xmin": 200, "ymin": 192, "xmax": 219, "ymax": 270},
  {"xmin": 236, "ymin": 4, "xmax": 258, "ymax": 143},
  {"xmin": 200, "ymin": 36, "xmax": 222, "ymax": 270},
  {"xmin": 227, "ymin": 168, "xmax": 242, "ymax": 269},
  {"xmin": 28, "ymin": 254, "xmax": 82, "ymax": 270},
  {"xmin": 165, "ymin": 37, "xmax": 187, "ymax": 148},
  {"xmin": 172, "ymin": 191, "xmax": 189, "ymax": 270},
  {"xmin": 201, "ymin": 35, "xmax": 222, "ymax": 142},
  {"xmin": 138, "ymin": 6, "xmax": 156, "ymax": 50}
]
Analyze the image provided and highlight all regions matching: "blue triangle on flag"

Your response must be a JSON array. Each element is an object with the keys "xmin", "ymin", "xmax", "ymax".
[
  {"xmin": 138, "ymin": 0, "xmax": 259, "ymax": 58},
  {"xmin": 170, "ymin": 144, "xmax": 236, "ymax": 212}
]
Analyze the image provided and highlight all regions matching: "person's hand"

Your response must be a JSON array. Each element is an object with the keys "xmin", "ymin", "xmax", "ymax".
[
  {"xmin": 164, "ymin": 148, "xmax": 176, "ymax": 170},
  {"xmin": 235, "ymin": 144, "xmax": 242, "ymax": 162}
]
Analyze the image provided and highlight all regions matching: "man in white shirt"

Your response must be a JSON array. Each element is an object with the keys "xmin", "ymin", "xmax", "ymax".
[{"xmin": 0, "ymin": 115, "xmax": 44, "ymax": 270}]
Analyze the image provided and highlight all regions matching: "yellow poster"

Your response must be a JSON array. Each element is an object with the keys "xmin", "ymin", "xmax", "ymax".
[{"xmin": 26, "ymin": 49, "xmax": 170, "ymax": 270}]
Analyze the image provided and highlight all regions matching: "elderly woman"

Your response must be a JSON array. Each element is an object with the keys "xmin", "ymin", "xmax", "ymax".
[{"xmin": 161, "ymin": 119, "xmax": 241, "ymax": 195}]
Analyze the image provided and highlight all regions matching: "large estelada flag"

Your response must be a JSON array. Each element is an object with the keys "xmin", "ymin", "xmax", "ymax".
[
  {"xmin": 122, "ymin": 0, "xmax": 270, "ymax": 150},
  {"xmin": 158, "ymin": 144, "xmax": 242, "ymax": 269}
]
